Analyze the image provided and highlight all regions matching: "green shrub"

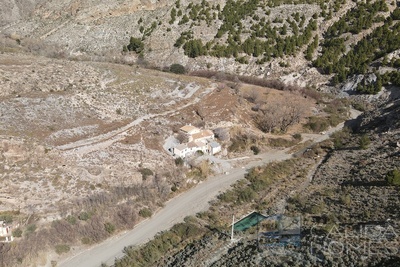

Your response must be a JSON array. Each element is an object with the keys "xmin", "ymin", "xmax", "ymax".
[
  {"xmin": 268, "ymin": 137, "xmax": 298, "ymax": 148},
  {"xmin": 175, "ymin": 157, "xmax": 184, "ymax": 166},
  {"xmin": 78, "ymin": 212, "xmax": 90, "ymax": 221},
  {"xmin": 237, "ymin": 187, "xmax": 256, "ymax": 203},
  {"xmin": 139, "ymin": 168, "xmax": 154, "ymax": 180},
  {"xmin": 183, "ymin": 39, "xmax": 205, "ymax": 58},
  {"xmin": 81, "ymin": 237, "xmax": 91, "ymax": 244},
  {"xmin": 228, "ymin": 136, "xmax": 247, "ymax": 152},
  {"xmin": 218, "ymin": 189, "xmax": 236, "ymax": 203},
  {"xmin": 195, "ymin": 150, "xmax": 204, "ymax": 155},
  {"xmin": 169, "ymin": 63, "xmax": 186, "ymax": 74},
  {"xmin": 66, "ymin": 215, "xmax": 76, "ymax": 225},
  {"xmin": 12, "ymin": 228, "xmax": 22, "ymax": 237},
  {"xmin": 104, "ymin": 222, "xmax": 116, "ymax": 234},
  {"xmin": 340, "ymin": 194, "xmax": 351, "ymax": 206},
  {"xmin": 359, "ymin": 134, "xmax": 370, "ymax": 149},
  {"xmin": 305, "ymin": 116, "xmax": 329, "ymax": 133},
  {"xmin": 386, "ymin": 169, "xmax": 400, "ymax": 186},
  {"xmin": 0, "ymin": 214, "xmax": 13, "ymax": 223},
  {"xmin": 309, "ymin": 202, "xmax": 325, "ymax": 214},
  {"xmin": 250, "ymin": 145, "xmax": 260, "ymax": 155},
  {"xmin": 26, "ymin": 224, "xmax": 36, "ymax": 234},
  {"xmin": 55, "ymin": 244, "xmax": 70, "ymax": 255},
  {"xmin": 0, "ymin": 210, "xmax": 19, "ymax": 223},
  {"xmin": 331, "ymin": 127, "xmax": 351, "ymax": 149},
  {"xmin": 139, "ymin": 208, "xmax": 152, "ymax": 218},
  {"xmin": 127, "ymin": 37, "xmax": 144, "ymax": 53},
  {"xmin": 328, "ymin": 114, "xmax": 342, "ymax": 127},
  {"xmin": 293, "ymin": 133, "xmax": 302, "ymax": 140}
]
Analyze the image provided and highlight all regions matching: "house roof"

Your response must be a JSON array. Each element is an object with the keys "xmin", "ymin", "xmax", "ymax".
[
  {"xmin": 180, "ymin": 125, "xmax": 199, "ymax": 133},
  {"xmin": 191, "ymin": 130, "xmax": 214, "ymax": 140},
  {"xmin": 174, "ymin": 144, "xmax": 187, "ymax": 151},
  {"xmin": 209, "ymin": 141, "xmax": 221, "ymax": 148},
  {"xmin": 187, "ymin": 141, "xmax": 206, "ymax": 148}
]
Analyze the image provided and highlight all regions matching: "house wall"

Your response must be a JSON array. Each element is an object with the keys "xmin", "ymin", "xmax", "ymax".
[
  {"xmin": 173, "ymin": 147, "xmax": 186, "ymax": 158},
  {"xmin": 0, "ymin": 225, "xmax": 13, "ymax": 243},
  {"xmin": 174, "ymin": 143, "xmax": 208, "ymax": 158},
  {"xmin": 211, "ymin": 146, "xmax": 221, "ymax": 155}
]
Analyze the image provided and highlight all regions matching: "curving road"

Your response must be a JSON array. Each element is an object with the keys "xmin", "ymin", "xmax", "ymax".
[
  {"xmin": 59, "ymin": 110, "xmax": 361, "ymax": 267},
  {"xmin": 58, "ymin": 149, "xmax": 290, "ymax": 267}
]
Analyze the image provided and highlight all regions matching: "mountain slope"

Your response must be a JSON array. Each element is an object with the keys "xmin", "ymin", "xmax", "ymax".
[{"xmin": 121, "ymin": 93, "xmax": 400, "ymax": 267}]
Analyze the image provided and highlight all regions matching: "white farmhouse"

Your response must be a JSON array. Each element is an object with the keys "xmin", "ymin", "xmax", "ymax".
[
  {"xmin": 173, "ymin": 141, "xmax": 208, "ymax": 158},
  {"xmin": 174, "ymin": 125, "xmax": 221, "ymax": 158}
]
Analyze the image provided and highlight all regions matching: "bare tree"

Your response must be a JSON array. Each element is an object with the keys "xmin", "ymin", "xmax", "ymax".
[
  {"xmin": 279, "ymin": 100, "xmax": 306, "ymax": 132},
  {"xmin": 254, "ymin": 96, "xmax": 306, "ymax": 133},
  {"xmin": 243, "ymin": 87, "xmax": 258, "ymax": 103},
  {"xmin": 254, "ymin": 105, "xmax": 281, "ymax": 133}
]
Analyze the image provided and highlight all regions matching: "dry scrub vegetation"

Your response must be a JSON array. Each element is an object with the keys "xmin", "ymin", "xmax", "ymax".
[
  {"xmin": 0, "ymin": 50, "xmax": 345, "ymax": 266},
  {"xmin": 0, "ymin": 52, "xmax": 217, "ymax": 266},
  {"xmin": 116, "ymin": 99, "xmax": 400, "ymax": 267}
]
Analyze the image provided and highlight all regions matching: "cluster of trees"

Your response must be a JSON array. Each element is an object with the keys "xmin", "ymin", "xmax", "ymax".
[
  {"xmin": 183, "ymin": 39, "xmax": 206, "ymax": 58},
  {"xmin": 324, "ymin": 0, "xmax": 388, "ymax": 38},
  {"xmin": 124, "ymin": 0, "xmax": 352, "ymax": 65},
  {"xmin": 174, "ymin": 30, "xmax": 193, "ymax": 48},
  {"xmin": 382, "ymin": 55, "xmax": 400, "ymax": 68},
  {"xmin": 353, "ymin": 71, "xmax": 400, "ymax": 94},
  {"xmin": 186, "ymin": 0, "xmax": 216, "ymax": 26},
  {"xmin": 267, "ymin": 0, "xmax": 326, "ymax": 7},
  {"xmin": 382, "ymin": 71, "xmax": 400, "ymax": 87},
  {"xmin": 125, "ymin": 37, "xmax": 144, "ymax": 53},
  {"xmin": 305, "ymin": 35, "xmax": 319, "ymax": 60},
  {"xmin": 123, "ymin": 17, "xmax": 159, "ymax": 54},
  {"xmin": 167, "ymin": 0, "xmax": 325, "ymax": 62},
  {"xmin": 357, "ymin": 70, "xmax": 400, "ymax": 94},
  {"xmin": 314, "ymin": 6, "xmax": 400, "ymax": 92},
  {"xmin": 177, "ymin": 15, "xmax": 317, "ymax": 61},
  {"xmin": 355, "ymin": 75, "xmax": 383, "ymax": 94},
  {"xmin": 215, "ymin": 0, "xmax": 260, "ymax": 38}
]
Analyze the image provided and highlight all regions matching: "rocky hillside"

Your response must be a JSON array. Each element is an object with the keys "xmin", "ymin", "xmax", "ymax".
[
  {"xmin": 121, "ymin": 85, "xmax": 400, "ymax": 267},
  {"xmin": 0, "ymin": 0, "xmax": 399, "ymax": 266},
  {"xmin": 0, "ymin": 48, "xmax": 324, "ymax": 266},
  {"xmin": 1, "ymin": 0, "xmax": 399, "ymax": 88}
]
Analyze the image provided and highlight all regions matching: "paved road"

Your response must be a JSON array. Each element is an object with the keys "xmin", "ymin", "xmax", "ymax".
[
  {"xmin": 59, "ymin": 149, "xmax": 290, "ymax": 267},
  {"xmin": 59, "ymin": 110, "xmax": 361, "ymax": 267}
]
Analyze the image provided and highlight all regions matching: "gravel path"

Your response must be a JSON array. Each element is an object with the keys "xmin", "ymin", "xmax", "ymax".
[{"xmin": 57, "ymin": 86, "xmax": 215, "ymax": 155}]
